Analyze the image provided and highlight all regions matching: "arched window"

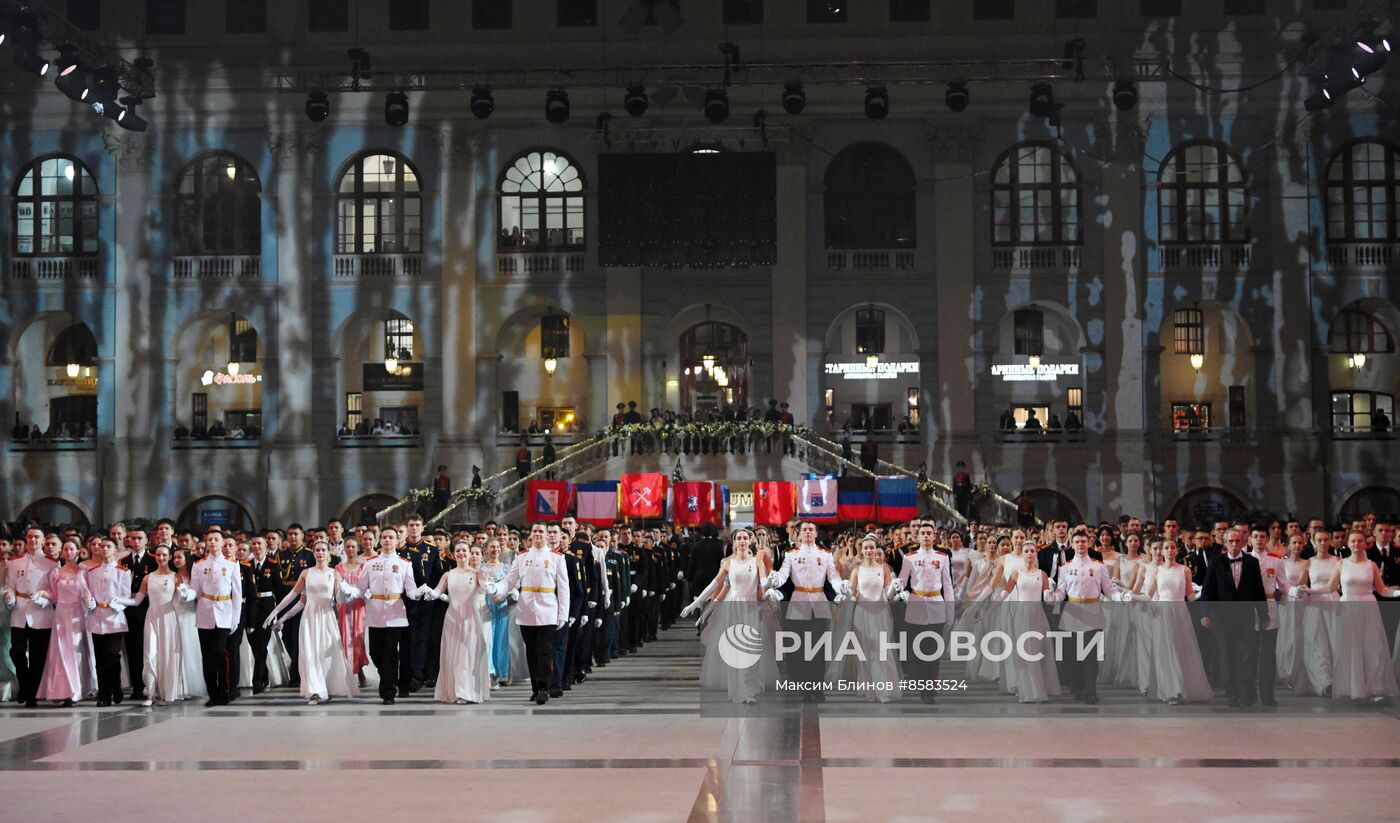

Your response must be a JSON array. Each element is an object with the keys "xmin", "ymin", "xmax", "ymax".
[
  {"xmin": 824, "ymin": 142, "xmax": 915, "ymax": 249},
  {"xmin": 47, "ymin": 323, "xmax": 98, "ymax": 368},
  {"xmin": 1329, "ymin": 309, "xmax": 1393, "ymax": 353},
  {"xmin": 1326, "ymin": 140, "xmax": 1400, "ymax": 242},
  {"xmin": 1158, "ymin": 141, "xmax": 1248, "ymax": 244},
  {"xmin": 498, "ymin": 150, "xmax": 585, "ymax": 250},
  {"xmin": 174, "ymin": 152, "xmax": 261, "ymax": 255},
  {"xmin": 12, "ymin": 155, "xmax": 99, "ymax": 256},
  {"xmin": 336, "ymin": 152, "xmax": 421, "ymax": 254},
  {"xmin": 991, "ymin": 143, "xmax": 1080, "ymax": 246},
  {"xmin": 679, "ymin": 321, "xmax": 748, "ymax": 413}
]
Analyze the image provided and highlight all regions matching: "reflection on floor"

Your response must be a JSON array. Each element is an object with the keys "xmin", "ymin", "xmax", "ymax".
[{"xmin": 1, "ymin": 629, "xmax": 1396, "ymax": 822}]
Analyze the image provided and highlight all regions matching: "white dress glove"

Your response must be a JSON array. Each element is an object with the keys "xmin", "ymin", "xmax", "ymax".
[
  {"xmin": 587, "ymin": 601, "xmax": 597, "ymax": 609},
  {"xmin": 107, "ymin": 601, "xmax": 126, "ymax": 614},
  {"xmin": 3, "ymin": 590, "xmax": 15, "ymax": 608},
  {"xmin": 895, "ymin": 591, "xmax": 910, "ymax": 602},
  {"xmin": 630, "ymin": 584, "xmax": 638, "ymax": 593},
  {"xmin": 833, "ymin": 593, "xmax": 847, "ymax": 604},
  {"xmin": 763, "ymin": 588, "xmax": 784, "ymax": 603},
  {"xmin": 677, "ymin": 571, "xmax": 684, "ymax": 581},
  {"xmin": 595, "ymin": 616, "xmax": 604, "ymax": 627},
  {"xmin": 509, "ymin": 590, "xmax": 520, "ymax": 602}
]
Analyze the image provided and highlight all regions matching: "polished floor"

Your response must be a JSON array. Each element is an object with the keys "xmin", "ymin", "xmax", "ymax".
[{"xmin": 1, "ymin": 630, "xmax": 1397, "ymax": 822}]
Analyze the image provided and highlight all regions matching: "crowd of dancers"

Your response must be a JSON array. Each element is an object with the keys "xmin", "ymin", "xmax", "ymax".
[
  {"xmin": 0, "ymin": 515, "xmax": 688, "ymax": 708},
  {"xmin": 683, "ymin": 515, "xmax": 1400, "ymax": 707}
]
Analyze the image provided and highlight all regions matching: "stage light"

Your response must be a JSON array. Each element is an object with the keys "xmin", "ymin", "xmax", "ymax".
[
  {"xmin": 704, "ymin": 88, "xmax": 729, "ymax": 124},
  {"xmin": 86, "ymin": 67, "xmax": 120, "ymax": 107},
  {"xmin": 12, "ymin": 43, "xmax": 49, "ymax": 77},
  {"xmin": 54, "ymin": 45, "xmax": 81, "ymax": 77},
  {"xmin": 116, "ymin": 105, "xmax": 148, "ymax": 132},
  {"xmin": 782, "ymin": 82, "xmax": 806, "ymax": 114},
  {"xmin": 90, "ymin": 99, "xmax": 123, "ymax": 121},
  {"xmin": 306, "ymin": 91, "xmax": 329, "ymax": 122},
  {"xmin": 1029, "ymin": 83, "xmax": 1055, "ymax": 119},
  {"xmin": 470, "ymin": 87, "xmax": 494, "ymax": 119},
  {"xmin": 385, "ymin": 91, "xmax": 409, "ymax": 126},
  {"xmin": 624, "ymin": 83, "xmax": 648, "ymax": 117},
  {"xmin": 945, "ymin": 81, "xmax": 969, "ymax": 112},
  {"xmin": 1353, "ymin": 36, "xmax": 1390, "ymax": 76},
  {"xmin": 7, "ymin": 16, "xmax": 48, "ymax": 77},
  {"xmin": 1112, "ymin": 80, "xmax": 1137, "ymax": 111},
  {"xmin": 545, "ymin": 89, "xmax": 570, "ymax": 124},
  {"xmin": 864, "ymin": 85, "xmax": 889, "ymax": 120},
  {"xmin": 1304, "ymin": 83, "xmax": 1334, "ymax": 111},
  {"xmin": 55, "ymin": 67, "xmax": 89, "ymax": 102}
]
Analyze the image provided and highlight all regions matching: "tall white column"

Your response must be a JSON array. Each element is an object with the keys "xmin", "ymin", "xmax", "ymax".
[
  {"xmin": 437, "ymin": 127, "xmax": 481, "ymax": 450},
  {"xmin": 605, "ymin": 266, "xmax": 643, "ymax": 408},
  {"xmin": 929, "ymin": 123, "xmax": 980, "ymax": 476},
  {"xmin": 770, "ymin": 141, "xmax": 809, "ymax": 421}
]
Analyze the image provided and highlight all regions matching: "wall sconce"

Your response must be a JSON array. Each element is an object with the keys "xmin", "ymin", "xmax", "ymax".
[
  {"xmin": 1189, "ymin": 353, "xmax": 1204, "ymax": 371},
  {"xmin": 701, "ymin": 354, "xmax": 716, "ymax": 372},
  {"xmin": 227, "ymin": 361, "xmax": 240, "ymax": 376},
  {"xmin": 1027, "ymin": 354, "xmax": 1042, "ymax": 369},
  {"xmin": 544, "ymin": 357, "xmax": 558, "ymax": 377},
  {"xmin": 865, "ymin": 353, "xmax": 879, "ymax": 369},
  {"xmin": 384, "ymin": 355, "xmax": 399, "ymax": 374},
  {"xmin": 66, "ymin": 362, "xmax": 81, "ymax": 378},
  {"xmin": 1348, "ymin": 352, "xmax": 1367, "ymax": 370}
]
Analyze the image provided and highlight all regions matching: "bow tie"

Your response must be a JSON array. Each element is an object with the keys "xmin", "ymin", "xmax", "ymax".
[{"xmin": 1229, "ymin": 557, "xmax": 1243, "ymax": 564}]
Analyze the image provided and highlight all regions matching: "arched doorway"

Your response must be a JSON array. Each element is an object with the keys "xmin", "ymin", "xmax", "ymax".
[
  {"xmin": 342, "ymin": 494, "xmax": 400, "ymax": 527},
  {"xmin": 1016, "ymin": 489, "xmax": 1083, "ymax": 525},
  {"xmin": 177, "ymin": 495, "xmax": 255, "ymax": 534},
  {"xmin": 18, "ymin": 497, "xmax": 90, "ymax": 531},
  {"xmin": 1169, "ymin": 487, "xmax": 1246, "ymax": 526},
  {"xmin": 679, "ymin": 321, "xmax": 748, "ymax": 415},
  {"xmin": 1339, "ymin": 487, "xmax": 1400, "ymax": 523}
]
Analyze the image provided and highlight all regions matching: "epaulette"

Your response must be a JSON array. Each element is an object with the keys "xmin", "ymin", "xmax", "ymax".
[
  {"xmin": 786, "ymin": 545, "xmax": 799, "ymax": 552},
  {"xmin": 240, "ymin": 561, "xmax": 252, "ymax": 568},
  {"xmin": 819, "ymin": 546, "xmax": 832, "ymax": 552},
  {"xmin": 551, "ymin": 548, "xmax": 565, "ymax": 555}
]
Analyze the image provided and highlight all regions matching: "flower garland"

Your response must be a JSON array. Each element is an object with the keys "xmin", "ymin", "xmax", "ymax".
[{"xmin": 608, "ymin": 420, "xmax": 809, "ymax": 442}]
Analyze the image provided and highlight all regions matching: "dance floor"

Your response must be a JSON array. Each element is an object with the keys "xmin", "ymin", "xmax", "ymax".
[{"xmin": 2, "ymin": 630, "xmax": 1397, "ymax": 822}]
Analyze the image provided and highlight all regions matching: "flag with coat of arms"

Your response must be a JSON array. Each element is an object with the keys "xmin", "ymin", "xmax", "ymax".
[{"xmin": 526, "ymin": 479, "xmax": 572, "ymax": 522}]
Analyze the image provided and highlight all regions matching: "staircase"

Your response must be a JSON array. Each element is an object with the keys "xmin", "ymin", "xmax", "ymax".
[{"xmin": 379, "ymin": 425, "xmax": 1024, "ymax": 528}]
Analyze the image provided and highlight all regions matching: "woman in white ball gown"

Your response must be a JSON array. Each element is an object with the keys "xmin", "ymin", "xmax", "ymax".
[
  {"xmin": 1324, "ymin": 531, "xmax": 1400, "ymax": 702},
  {"xmin": 996, "ymin": 540, "xmax": 1061, "ymax": 703},
  {"xmin": 430, "ymin": 541, "xmax": 494, "ymax": 704},
  {"xmin": 1144, "ymin": 540, "xmax": 1213, "ymax": 704},
  {"xmin": 265, "ymin": 541, "xmax": 358, "ymax": 705},
  {"xmin": 684, "ymin": 527, "xmax": 775, "ymax": 704}
]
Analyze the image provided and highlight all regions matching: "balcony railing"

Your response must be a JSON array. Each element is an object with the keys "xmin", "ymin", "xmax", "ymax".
[
  {"xmin": 496, "ymin": 431, "xmax": 586, "ymax": 448},
  {"xmin": 1330, "ymin": 426, "xmax": 1397, "ymax": 440},
  {"xmin": 495, "ymin": 251, "xmax": 586, "ymax": 276},
  {"xmin": 172, "ymin": 436, "xmax": 262, "ymax": 449},
  {"xmin": 997, "ymin": 428, "xmax": 1088, "ymax": 443},
  {"xmin": 991, "ymin": 245, "xmax": 1081, "ymax": 272},
  {"xmin": 1158, "ymin": 243, "xmax": 1251, "ymax": 271},
  {"xmin": 8, "ymin": 436, "xmax": 96, "ymax": 451},
  {"xmin": 1326, "ymin": 242, "xmax": 1397, "ymax": 270},
  {"xmin": 1165, "ymin": 426, "xmax": 1253, "ymax": 442},
  {"xmin": 333, "ymin": 253, "xmax": 422, "ymax": 278},
  {"xmin": 9, "ymin": 256, "xmax": 99, "ymax": 280},
  {"xmin": 336, "ymin": 433, "xmax": 423, "ymax": 448},
  {"xmin": 172, "ymin": 255, "xmax": 261, "ymax": 280},
  {"xmin": 825, "ymin": 249, "xmax": 916, "ymax": 272}
]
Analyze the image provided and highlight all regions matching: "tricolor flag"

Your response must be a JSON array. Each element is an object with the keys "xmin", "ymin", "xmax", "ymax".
[
  {"xmin": 716, "ymin": 485, "xmax": 731, "ymax": 526},
  {"xmin": 837, "ymin": 476, "xmax": 877, "ymax": 522},
  {"xmin": 620, "ymin": 473, "xmax": 667, "ymax": 519},
  {"xmin": 875, "ymin": 476, "xmax": 919, "ymax": 523},
  {"xmin": 672, "ymin": 481, "xmax": 716, "ymax": 526},
  {"xmin": 753, "ymin": 481, "xmax": 796, "ymax": 525},
  {"xmin": 799, "ymin": 474, "xmax": 839, "ymax": 524},
  {"xmin": 526, "ymin": 480, "xmax": 572, "ymax": 523},
  {"xmin": 575, "ymin": 481, "xmax": 619, "ymax": 526}
]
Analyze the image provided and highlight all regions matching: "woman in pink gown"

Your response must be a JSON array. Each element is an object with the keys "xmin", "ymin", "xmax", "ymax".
[
  {"xmin": 336, "ymin": 538, "xmax": 370, "ymax": 686},
  {"xmin": 37, "ymin": 541, "xmax": 93, "ymax": 706}
]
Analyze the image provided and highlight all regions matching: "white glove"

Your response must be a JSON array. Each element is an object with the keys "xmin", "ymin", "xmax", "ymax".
[
  {"xmin": 668, "ymin": 583, "xmax": 676, "ymax": 591},
  {"xmin": 992, "ymin": 589, "xmax": 1009, "ymax": 603},
  {"xmin": 763, "ymin": 588, "xmax": 784, "ymax": 603},
  {"xmin": 484, "ymin": 582, "xmax": 499, "ymax": 598},
  {"xmin": 33, "ymin": 595, "xmax": 50, "ymax": 609},
  {"xmin": 107, "ymin": 601, "xmax": 126, "ymax": 614},
  {"xmin": 431, "ymin": 590, "xmax": 448, "ymax": 602},
  {"xmin": 840, "ymin": 581, "xmax": 853, "ymax": 599},
  {"xmin": 567, "ymin": 617, "xmax": 576, "ymax": 626},
  {"xmin": 261, "ymin": 612, "xmax": 277, "ymax": 630},
  {"xmin": 84, "ymin": 598, "xmax": 97, "ymax": 611},
  {"xmin": 3, "ymin": 590, "xmax": 15, "ymax": 608},
  {"xmin": 273, "ymin": 615, "xmax": 287, "ymax": 629},
  {"xmin": 594, "ymin": 616, "xmax": 604, "ymax": 627},
  {"xmin": 680, "ymin": 601, "xmax": 699, "ymax": 618},
  {"xmin": 509, "ymin": 590, "xmax": 520, "ymax": 602},
  {"xmin": 338, "ymin": 581, "xmax": 361, "ymax": 600},
  {"xmin": 630, "ymin": 584, "xmax": 638, "ymax": 593},
  {"xmin": 833, "ymin": 593, "xmax": 847, "ymax": 604},
  {"xmin": 895, "ymin": 591, "xmax": 910, "ymax": 602},
  {"xmin": 623, "ymin": 599, "xmax": 630, "ymax": 608},
  {"xmin": 764, "ymin": 572, "xmax": 781, "ymax": 589},
  {"xmin": 887, "ymin": 579, "xmax": 904, "ymax": 595},
  {"xmin": 677, "ymin": 571, "xmax": 684, "ymax": 581},
  {"xmin": 587, "ymin": 601, "xmax": 597, "ymax": 609},
  {"xmin": 557, "ymin": 617, "xmax": 567, "ymax": 629},
  {"xmin": 177, "ymin": 585, "xmax": 197, "ymax": 603}
]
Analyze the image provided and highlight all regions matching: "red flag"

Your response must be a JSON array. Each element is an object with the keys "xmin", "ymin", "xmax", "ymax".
[
  {"xmin": 672, "ymin": 481, "xmax": 715, "ymax": 526},
  {"xmin": 620, "ymin": 473, "xmax": 667, "ymax": 519},
  {"xmin": 753, "ymin": 481, "xmax": 796, "ymax": 526},
  {"xmin": 526, "ymin": 480, "xmax": 572, "ymax": 522}
]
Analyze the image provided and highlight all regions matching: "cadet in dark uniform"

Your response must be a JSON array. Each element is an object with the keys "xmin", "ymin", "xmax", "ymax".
[
  {"xmin": 426, "ymin": 527, "xmax": 452, "ymax": 685},
  {"xmin": 548, "ymin": 523, "xmax": 586, "ymax": 695},
  {"xmin": 121, "ymin": 526, "xmax": 159, "ymax": 701},
  {"xmin": 401, "ymin": 514, "xmax": 443, "ymax": 691},
  {"xmin": 563, "ymin": 518, "xmax": 598, "ymax": 684},
  {"xmin": 243, "ymin": 535, "xmax": 283, "ymax": 693}
]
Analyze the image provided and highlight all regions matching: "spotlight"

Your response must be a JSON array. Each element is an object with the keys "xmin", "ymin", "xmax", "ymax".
[
  {"xmin": 545, "ymin": 88, "xmax": 570, "ymax": 124},
  {"xmin": 624, "ymin": 83, "xmax": 648, "ymax": 117},
  {"xmin": 1112, "ymin": 79, "xmax": 1138, "ymax": 111},
  {"xmin": 385, "ymin": 90, "xmax": 409, "ymax": 126},
  {"xmin": 945, "ymin": 81, "xmax": 969, "ymax": 112},
  {"xmin": 306, "ymin": 91, "xmax": 329, "ymax": 122},
  {"xmin": 864, "ymin": 85, "xmax": 889, "ymax": 120},
  {"xmin": 117, "ymin": 101, "xmax": 148, "ymax": 133},
  {"xmin": 11, "ymin": 42, "xmax": 49, "ymax": 77},
  {"xmin": 1353, "ymin": 36, "xmax": 1390, "ymax": 77},
  {"xmin": 470, "ymin": 87, "xmax": 494, "ymax": 119},
  {"xmin": 90, "ymin": 98, "xmax": 123, "ymax": 121},
  {"xmin": 704, "ymin": 88, "xmax": 729, "ymax": 124},
  {"xmin": 781, "ymin": 81, "xmax": 806, "ymax": 114},
  {"xmin": 1304, "ymin": 84, "xmax": 1334, "ymax": 111},
  {"xmin": 54, "ymin": 45, "xmax": 82, "ymax": 77},
  {"xmin": 6, "ymin": 17, "xmax": 48, "ymax": 77},
  {"xmin": 1029, "ymin": 83, "xmax": 1055, "ymax": 119},
  {"xmin": 55, "ymin": 67, "xmax": 90, "ymax": 102}
]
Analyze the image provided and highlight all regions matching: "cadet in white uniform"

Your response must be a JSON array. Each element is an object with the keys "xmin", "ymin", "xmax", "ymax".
[
  {"xmin": 83, "ymin": 539, "xmax": 135, "ymax": 706},
  {"xmin": 766, "ymin": 522, "xmax": 849, "ymax": 700},
  {"xmin": 896, "ymin": 524, "xmax": 955, "ymax": 703},
  {"xmin": 358, "ymin": 527, "xmax": 425, "ymax": 704},
  {"xmin": 191, "ymin": 530, "xmax": 244, "ymax": 706},
  {"xmin": 4, "ymin": 527, "xmax": 58, "ymax": 707},
  {"xmin": 1047, "ymin": 533, "xmax": 1132, "ymax": 703},
  {"xmin": 496, "ymin": 523, "xmax": 570, "ymax": 705}
]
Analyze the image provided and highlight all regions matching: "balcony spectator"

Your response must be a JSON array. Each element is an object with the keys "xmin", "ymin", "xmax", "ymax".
[
  {"xmin": 1374, "ymin": 407, "xmax": 1390, "ymax": 434},
  {"xmin": 11, "ymin": 414, "xmax": 27, "ymax": 441},
  {"xmin": 541, "ymin": 434, "xmax": 557, "ymax": 479},
  {"xmin": 337, "ymin": 422, "xmax": 352, "ymax": 437},
  {"xmin": 209, "ymin": 421, "xmax": 227, "ymax": 439},
  {"xmin": 433, "ymin": 465, "xmax": 451, "ymax": 513},
  {"xmin": 1065, "ymin": 410, "xmax": 1083, "ymax": 432},
  {"xmin": 780, "ymin": 402, "xmax": 795, "ymax": 455},
  {"xmin": 174, "ymin": 423, "xmax": 190, "ymax": 441},
  {"xmin": 624, "ymin": 401, "xmax": 643, "ymax": 454},
  {"xmin": 1023, "ymin": 410, "xmax": 1043, "ymax": 432},
  {"xmin": 515, "ymin": 441, "xmax": 532, "ymax": 480},
  {"xmin": 192, "ymin": 423, "xmax": 209, "ymax": 440},
  {"xmin": 860, "ymin": 433, "xmax": 878, "ymax": 472},
  {"xmin": 245, "ymin": 423, "xmax": 261, "ymax": 438},
  {"xmin": 897, "ymin": 416, "xmax": 913, "ymax": 435},
  {"xmin": 471, "ymin": 465, "xmax": 483, "ymax": 488},
  {"xmin": 953, "ymin": 461, "xmax": 972, "ymax": 518},
  {"xmin": 526, "ymin": 418, "xmax": 541, "ymax": 435},
  {"xmin": 1048, "ymin": 413, "xmax": 1063, "ymax": 432},
  {"xmin": 1016, "ymin": 493, "xmax": 1037, "ymax": 528},
  {"xmin": 611, "ymin": 403, "xmax": 627, "ymax": 455},
  {"xmin": 227, "ymin": 424, "xmax": 245, "ymax": 439},
  {"xmin": 998, "ymin": 409, "xmax": 1016, "ymax": 431},
  {"xmin": 839, "ymin": 425, "xmax": 854, "ymax": 465}
]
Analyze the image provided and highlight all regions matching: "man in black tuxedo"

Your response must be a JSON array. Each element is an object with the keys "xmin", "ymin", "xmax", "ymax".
[
  {"xmin": 1036, "ymin": 521, "xmax": 1103, "ymax": 581},
  {"xmin": 1368, "ymin": 519, "xmax": 1400, "ymax": 646},
  {"xmin": 684, "ymin": 522, "xmax": 725, "ymax": 595},
  {"xmin": 1198, "ymin": 528, "xmax": 1268, "ymax": 708}
]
